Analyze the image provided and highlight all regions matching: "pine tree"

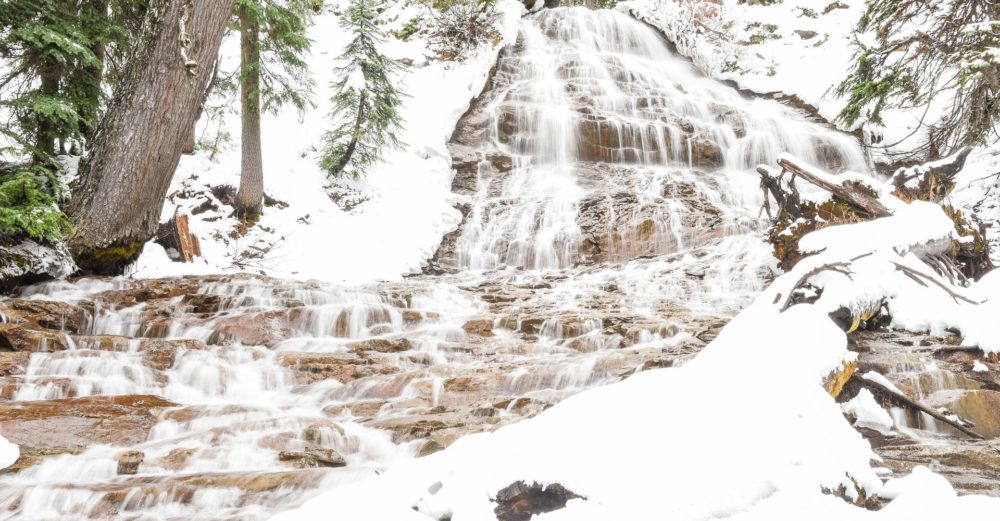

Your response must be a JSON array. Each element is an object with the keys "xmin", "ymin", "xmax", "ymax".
[
  {"xmin": 234, "ymin": 0, "xmax": 318, "ymax": 216},
  {"xmin": 0, "ymin": 0, "xmax": 136, "ymax": 164},
  {"xmin": 0, "ymin": 1, "xmax": 133, "ymax": 243},
  {"xmin": 320, "ymin": 0, "xmax": 407, "ymax": 178},
  {"xmin": 835, "ymin": 0, "xmax": 1000, "ymax": 158}
]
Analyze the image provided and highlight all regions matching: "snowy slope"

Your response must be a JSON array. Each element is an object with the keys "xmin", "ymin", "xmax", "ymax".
[
  {"xmin": 131, "ymin": 0, "xmax": 524, "ymax": 284},
  {"xmin": 271, "ymin": 190, "xmax": 1000, "ymax": 520},
  {"xmin": 625, "ymin": 0, "xmax": 1000, "ymax": 262}
]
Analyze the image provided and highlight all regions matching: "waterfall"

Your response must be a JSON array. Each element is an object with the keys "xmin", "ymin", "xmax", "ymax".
[
  {"xmin": 454, "ymin": 7, "xmax": 866, "ymax": 272},
  {"xmin": 0, "ymin": 8, "xmax": 873, "ymax": 521}
]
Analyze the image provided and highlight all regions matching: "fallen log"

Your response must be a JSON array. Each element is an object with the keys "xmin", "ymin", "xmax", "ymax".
[
  {"xmin": 891, "ymin": 147, "xmax": 972, "ymax": 200},
  {"xmin": 860, "ymin": 374, "xmax": 984, "ymax": 440},
  {"xmin": 775, "ymin": 155, "xmax": 891, "ymax": 218}
]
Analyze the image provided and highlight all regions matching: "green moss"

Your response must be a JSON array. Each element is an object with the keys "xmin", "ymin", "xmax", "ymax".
[
  {"xmin": 74, "ymin": 241, "xmax": 144, "ymax": 275},
  {"xmin": 0, "ymin": 166, "xmax": 70, "ymax": 243}
]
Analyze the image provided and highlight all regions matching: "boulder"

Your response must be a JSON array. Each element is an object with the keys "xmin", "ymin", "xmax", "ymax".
[
  {"xmin": 0, "ymin": 239, "xmax": 76, "ymax": 294},
  {"xmin": 0, "ymin": 395, "xmax": 176, "ymax": 450},
  {"xmin": 277, "ymin": 448, "xmax": 347, "ymax": 468},
  {"xmin": 116, "ymin": 450, "xmax": 145, "ymax": 475}
]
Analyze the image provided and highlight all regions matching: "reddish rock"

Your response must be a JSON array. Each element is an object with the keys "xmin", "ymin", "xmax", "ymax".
[{"xmin": 0, "ymin": 395, "xmax": 177, "ymax": 450}]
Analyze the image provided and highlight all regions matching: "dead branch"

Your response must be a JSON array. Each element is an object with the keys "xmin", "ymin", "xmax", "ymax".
[
  {"xmin": 890, "ymin": 262, "xmax": 981, "ymax": 305},
  {"xmin": 776, "ymin": 156, "xmax": 892, "ymax": 218},
  {"xmin": 780, "ymin": 261, "xmax": 852, "ymax": 312},
  {"xmin": 861, "ymin": 376, "xmax": 984, "ymax": 440}
]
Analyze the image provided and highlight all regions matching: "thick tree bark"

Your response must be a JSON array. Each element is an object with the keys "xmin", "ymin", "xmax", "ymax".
[
  {"xmin": 67, "ymin": 0, "xmax": 235, "ymax": 274},
  {"xmin": 236, "ymin": 3, "xmax": 264, "ymax": 216},
  {"xmin": 33, "ymin": 62, "xmax": 62, "ymax": 164},
  {"xmin": 80, "ymin": 0, "xmax": 109, "ymax": 144}
]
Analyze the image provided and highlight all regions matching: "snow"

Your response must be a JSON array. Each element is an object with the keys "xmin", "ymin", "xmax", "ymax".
[
  {"xmin": 273, "ymin": 188, "xmax": 1000, "ymax": 519},
  {"xmin": 129, "ymin": 0, "xmax": 525, "ymax": 285},
  {"xmin": 621, "ymin": 0, "xmax": 865, "ymax": 126},
  {"xmin": 842, "ymin": 388, "xmax": 895, "ymax": 435},
  {"xmin": 0, "ymin": 434, "xmax": 17, "ymax": 470},
  {"xmin": 972, "ymin": 361, "xmax": 989, "ymax": 373}
]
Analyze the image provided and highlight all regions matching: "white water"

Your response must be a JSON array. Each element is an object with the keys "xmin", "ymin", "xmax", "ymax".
[{"xmin": 0, "ymin": 8, "xmax": 871, "ymax": 520}]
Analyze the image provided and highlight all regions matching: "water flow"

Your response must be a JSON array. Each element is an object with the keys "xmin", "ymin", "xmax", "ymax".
[
  {"xmin": 456, "ymin": 8, "xmax": 866, "ymax": 272},
  {"xmin": 0, "ymin": 8, "xmax": 872, "ymax": 520}
]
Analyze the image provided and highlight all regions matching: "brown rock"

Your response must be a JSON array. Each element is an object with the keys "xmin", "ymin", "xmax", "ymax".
[
  {"xmin": 278, "ymin": 448, "xmax": 347, "ymax": 468},
  {"xmin": 463, "ymin": 318, "xmax": 494, "ymax": 337},
  {"xmin": 0, "ymin": 395, "xmax": 176, "ymax": 450},
  {"xmin": 116, "ymin": 450, "xmax": 145, "ymax": 475}
]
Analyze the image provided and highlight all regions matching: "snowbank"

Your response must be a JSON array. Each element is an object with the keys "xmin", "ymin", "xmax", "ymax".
[
  {"xmin": 272, "ymin": 189, "xmax": 1000, "ymax": 520},
  {"xmin": 622, "ymin": 0, "xmax": 863, "ymax": 125},
  {"xmin": 0, "ymin": 435, "xmax": 17, "ymax": 470},
  {"xmin": 131, "ymin": 0, "xmax": 524, "ymax": 284}
]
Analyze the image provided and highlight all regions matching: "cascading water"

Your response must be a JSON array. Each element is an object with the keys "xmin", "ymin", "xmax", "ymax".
[
  {"xmin": 0, "ymin": 8, "xmax": 873, "ymax": 520},
  {"xmin": 452, "ymin": 8, "xmax": 865, "ymax": 272}
]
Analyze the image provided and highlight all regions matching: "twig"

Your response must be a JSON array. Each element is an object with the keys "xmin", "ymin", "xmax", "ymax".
[
  {"xmin": 861, "ymin": 376, "xmax": 984, "ymax": 440},
  {"xmin": 890, "ymin": 262, "xmax": 981, "ymax": 305}
]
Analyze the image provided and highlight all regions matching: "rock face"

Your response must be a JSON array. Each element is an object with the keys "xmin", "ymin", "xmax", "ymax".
[
  {"xmin": 494, "ymin": 481, "xmax": 583, "ymax": 521},
  {"xmin": 0, "ymin": 395, "xmax": 175, "ymax": 449},
  {"xmin": 848, "ymin": 330, "xmax": 1000, "ymax": 497},
  {"xmin": 0, "ymin": 239, "xmax": 76, "ymax": 294}
]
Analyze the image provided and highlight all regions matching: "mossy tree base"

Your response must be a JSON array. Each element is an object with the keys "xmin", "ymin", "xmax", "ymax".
[{"xmin": 73, "ymin": 242, "xmax": 145, "ymax": 276}]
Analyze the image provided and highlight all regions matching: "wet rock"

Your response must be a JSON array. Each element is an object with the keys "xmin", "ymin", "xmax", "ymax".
[
  {"xmin": 401, "ymin": 309, "xmax": 441, "ymax": 324},
  {"xmin": 444, "ymin": 376, "xmax": 485, "ymax": 393},
  {"xmin": 116, "ymin": 450, "xmax": 145, "ymax": 475},
  {"xmin": 0, "ymin": 239, "xmax": 76, "ymax": 294},
  {"xmin": 141, "ymin": 338, "xmax": 208, "ymax": 371},
  {"xmin": 303, "ymin": 421, "xmax": 347, "ymax": 446},
  {"xmin": 278, "ymin": 448, "xmax": 347, "ymax": 468},
  {"xmin": 948, "ymin": 390, "xmax": 1000, "ymax": 439},
  {"xmin": 462, "ymin": 317, "xmax": 494, "ymax": 337},
  {"xmin": 0, "ymin": 395, "xmax": 176, "ymax": 450},
  {"xmin": 153, "ymin": 447, "xmax": 197, "ymax": 471},
  {"xmin": 3, "ymin": 299, "xmax": 90, "ymax": 333},
  {"xmin": 347, "ymin": 337, "xmax": 412, "ymax": 353},
  {"xmin": 0, "ymin": 352, "xmax": 30, "ymax": 376},
  {"xmin": 493, "ymin": 481, "xmax": 583, "ymax": 521},
  {"xmin": 416, "ymin": 439, "xmax": 445, "ymax": 457},
  {"xmin": 208, "ymin": 308, "xmax": 297, "ymax": 347},
  {"xmin": 181, "ymin": 293, "xmax": 223, "ymax": 315},
  {"xmin": 0, "ymin": 323, "xmax": 70, "ymax": 352},
  {"xmin": 280, "ymin": 352, "xmax": 399, "ymax": 384}
]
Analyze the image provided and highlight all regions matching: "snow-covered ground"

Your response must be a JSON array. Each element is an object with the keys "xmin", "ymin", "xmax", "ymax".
[
  {"xmin": 272, "ymin": 179, "xmax": 1000, "ymax": 519},
  {"xmin": 625, "ymin": 0, "xmax": 999, "ymax": 262},
  {"xmin": 131, "ymin": 0, "xmax": 524, "ymax": 284},
  {"xmin": 263, "ymin": 3, "xmax": 1000, "ymax": 520}
]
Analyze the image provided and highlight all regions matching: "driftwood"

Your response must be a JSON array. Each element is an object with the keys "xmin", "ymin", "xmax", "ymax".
[
  {"xmin": 757, "ymin": 165, "xmax": 802, "ymax": 220},
  {"xmin": 861, "ymin": 376, "xmax": 984, "ymax": 440},
  {"xmin": 156, "ymin": 213, "xmax": 202, "ymax": 263},
  {"xmin": 775, "ymin": 156, "xmax": 892, "ymax": 218},
  {"xmin": 891, "ymin": 147, "xmax": 972, "ymax": 194}
]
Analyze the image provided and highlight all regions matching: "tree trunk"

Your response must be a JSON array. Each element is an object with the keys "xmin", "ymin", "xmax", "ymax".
[
  {"xmin": 337, "ymin": 91, "xmax": 367, "ymax": 174},
  {"xmin": 81, "ymin": 0, "xmax": 109, "ymax": 144},
  {"xmin": 67, "ymin": 0, "xmax": 235, "ymax": 274},
  {"xmin": 236, "ymin": 3, "xmax": 264, "ymax": 216},
  {"xmin": 33, "ymin": 62, "xmax": 62, "ymax": 164}
]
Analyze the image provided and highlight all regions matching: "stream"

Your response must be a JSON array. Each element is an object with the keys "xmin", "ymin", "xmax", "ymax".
[{"xmin": 0, "ymin": 7, "xmax": 993, "ymax": 520}]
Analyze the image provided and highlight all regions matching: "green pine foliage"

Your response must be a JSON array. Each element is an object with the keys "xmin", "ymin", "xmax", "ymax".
[
  {"xmin": 320, "ymin": 0, "xmax": 407, "ymax": 178},
  {"xmin": 235, "ymin": 0, "xmax": 319, "ymax": 115},
  {"xmin": 0, "ymin": 167, "xmax": 70, "ymax": 243},
  {"xmin": 835, "ymin": 0, "xmax": 1000, "ymax": 156},
  {"xmin": 0, "ymin": 0, "xmax": 134, "ymax": 164}
]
